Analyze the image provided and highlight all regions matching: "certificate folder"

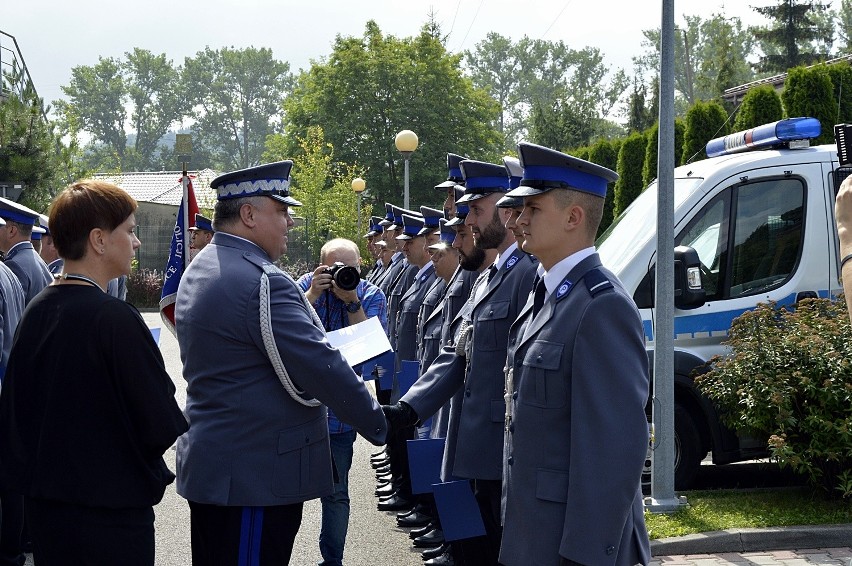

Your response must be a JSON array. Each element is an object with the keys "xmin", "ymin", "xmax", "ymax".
[
  {"xmin": 406, "ymin": 438, "xmax": 444, "ymax": 494},
  {"xmin": 432, "ymin": 480, "xmax": 486, "ymax": 541}
]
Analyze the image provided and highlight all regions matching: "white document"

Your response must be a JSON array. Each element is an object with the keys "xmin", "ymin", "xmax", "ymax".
[{"xmin": 325, "ymin": 316, "xmax": 392, "ymax": 367}]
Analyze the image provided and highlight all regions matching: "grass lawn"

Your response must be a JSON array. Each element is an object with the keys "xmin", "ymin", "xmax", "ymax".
[{"xmin": 645, "ymin": 487, "xmax": 852, "ymax": 539}]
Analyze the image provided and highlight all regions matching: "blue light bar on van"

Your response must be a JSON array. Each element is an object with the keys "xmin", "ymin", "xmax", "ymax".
[{"xmin": 705, "ymin": 117, "xmax": 822, "ymax": 158}]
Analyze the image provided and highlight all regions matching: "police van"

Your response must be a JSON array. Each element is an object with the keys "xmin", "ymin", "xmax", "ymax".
[{"xmin": 596, "ymin": 118, "xmax": 845, "ymax": 488}]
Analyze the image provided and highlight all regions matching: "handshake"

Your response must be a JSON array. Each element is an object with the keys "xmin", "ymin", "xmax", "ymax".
[{"xmin": 381, "ymin": 401, "xmax": 418, "ymax": 439}]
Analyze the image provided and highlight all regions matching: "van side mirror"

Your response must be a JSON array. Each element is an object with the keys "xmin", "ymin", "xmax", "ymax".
[{"xmin": 674, "ymin": 245, "xmax": 706, "ymax": 310}]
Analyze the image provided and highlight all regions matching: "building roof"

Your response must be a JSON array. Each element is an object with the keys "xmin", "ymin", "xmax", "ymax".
[
  {"xmin": 93, "ymin": 169, "xmax": 219, "ymax": 210},
  {"xmin": 723, "ymin": 54, "xmax": 852, "ymax": 105}
]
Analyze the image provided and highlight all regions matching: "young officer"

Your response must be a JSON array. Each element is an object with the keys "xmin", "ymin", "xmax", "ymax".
[{"xmin": 499, "ymin": 143, "xmax": 651, "ymax": 566}]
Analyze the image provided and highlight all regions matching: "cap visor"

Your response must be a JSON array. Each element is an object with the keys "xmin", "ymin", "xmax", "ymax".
[
  {"xmin": 455, "ymin": 192, "xmax": 490, "ymax": 204},
  {"xmin": 445, "ymin": 217, "xmax": 466, "ymax": 227},
  {"xmin": 270, "ymin": 194, "xmax": 303, "ymax": 207},
  {"xmin": 505, "ymin": 185, "xmax": 552, "ymax": 198}
]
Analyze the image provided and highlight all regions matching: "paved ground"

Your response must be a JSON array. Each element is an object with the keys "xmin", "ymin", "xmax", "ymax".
[{"xmin": 22, "ymin": 312, "xmax": 842, "ymax": 565}]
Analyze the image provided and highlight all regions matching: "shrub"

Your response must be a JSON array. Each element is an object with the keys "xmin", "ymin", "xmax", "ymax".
[
  {"xmin": 126, "ymin": 268, "xmax": 165, "ymax": 309},
  {"xmin": 782, "ymin": 65, "xmax": 836, "ymax": 145},
  {"xmin": 732, "ymin": 85, "xmax": 784, "ymax": 132},
  {"xmin": 694, "ymin": 298, "xmax": 852, "ymax": 498},
  {"xmin": 681, "ymin": 100, "xmax": 728, "ymax": 164},
  {"xmin": 613, "ymin": 132, "xmax": 647, "ymax": 217}
]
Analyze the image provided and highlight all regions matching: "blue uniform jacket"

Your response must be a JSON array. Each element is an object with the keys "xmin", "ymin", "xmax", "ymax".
[{"xmin": 175, "ymin": 233, "xmax": 387, "ymax": 506}]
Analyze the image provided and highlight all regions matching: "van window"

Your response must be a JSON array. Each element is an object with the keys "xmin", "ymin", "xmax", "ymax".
[{"xmin": 676, "ymin": 177, "xmax": 805, "ymax": 301}]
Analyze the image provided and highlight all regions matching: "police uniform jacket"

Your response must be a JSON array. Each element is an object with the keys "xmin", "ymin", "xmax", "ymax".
[
  {"xmin": 387, "ymin": 262, "xmax": 417, "ymax": 352},
  {"xmin": 402, "ymin": 247, "xmax": 537, "ymax": 481},
  {"xmin": 4, "ymin": 242, "xmax": 52, "ymax": 304},
  {"xmin": 0, "ymin": 263, "xmax": 24, "ymax": 381},
  {"xmin": 426, "ymin": 267, "xmax": 477, "ymax": 441},
  {"xmin": 416, "ymin": 277, "xmax": 448, "ymax": 374},
  {"xmin": 395, "ymin": 263, "xmax": 436, "ymax": 366},
  {"xmin": 174, "ymin": 233, "xmax": 387, "ymax": 506},
  {"xmin": 499, "ymin": 253, "xmax": 650, "ymax": 566},
  {"xmin": 375, "ymin": 252, "xmax": 404, "ymax": 296}
]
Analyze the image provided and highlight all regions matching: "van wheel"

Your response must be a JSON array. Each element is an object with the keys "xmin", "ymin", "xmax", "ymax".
[
  {"xmin": 640, "ymin": 405, "xmax": 702, "ymax": 494},
  {"xmin": 674, "ymin": 405, "xmax": 701, "ymax": 490}
]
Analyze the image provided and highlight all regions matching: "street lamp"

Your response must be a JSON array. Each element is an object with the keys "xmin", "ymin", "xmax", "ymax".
[
  {"xmin": 351, "ymin": 177, "xmax": 366, "ymax": 234},
  {"xmin": 395, "ymin": 130, "xmax": 418, "ymax": 210}
]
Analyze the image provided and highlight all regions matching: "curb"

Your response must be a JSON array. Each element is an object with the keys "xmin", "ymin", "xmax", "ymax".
[{"xmin": 651, "ymin": 523, "xmax": 852, "ymax": 556}]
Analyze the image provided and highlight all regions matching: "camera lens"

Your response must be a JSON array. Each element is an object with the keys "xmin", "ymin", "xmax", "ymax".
[{"xmin": 328, "ymin": 262, "xmax": 360, "ymax": 291}]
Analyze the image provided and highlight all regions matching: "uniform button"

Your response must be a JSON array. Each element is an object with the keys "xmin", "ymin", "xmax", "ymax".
[
  {"xmin": 510, "ymin": 338, "xmax": 515, "ymax": 345},
  {"xmin": 507, "ymin": 456, "xmax": 513, "ymax": 466},
  {"xmin": 465, "ymin": 389, "xmax": 471, "ymax": 397},
  {"xmin": 376, "ymin": 428, "xmax": 382, "ymax": 434},
  {"xmin": 537, "ymin": 355, "xmax": 542, "ymax": 362},
  {"xmin": 606, "ymin": 546, "xmax": 614, "ymax": 555},
  {"xmin": 512, "ymin": 392, "xmax": 518, "ymax": 400}
]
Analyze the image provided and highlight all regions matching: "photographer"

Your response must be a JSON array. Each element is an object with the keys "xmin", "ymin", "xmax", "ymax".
[{"xmin": 297, "ymin": 238, "xmax": 388, "ymax": 566}]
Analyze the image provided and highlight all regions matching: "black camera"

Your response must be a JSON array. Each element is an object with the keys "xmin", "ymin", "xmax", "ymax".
[{"xmin": 326, "ymin": 262, "xmax": 360, "ymax": 291}]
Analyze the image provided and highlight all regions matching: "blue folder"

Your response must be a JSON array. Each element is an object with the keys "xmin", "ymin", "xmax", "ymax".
[
  {"xmin": 432, "ymin": 480, "xmax": 486, "ymax": 541},
  {"xmin": 397, "ymin": 360, "xmax": 420, "ymax": 396},
  {"xmin": 361, "ymin": 350, "xmax": 395, "ymax": 387},
  {"xmin": 406, "ymin": 438, "xmax": 445, "ymax": 494}
]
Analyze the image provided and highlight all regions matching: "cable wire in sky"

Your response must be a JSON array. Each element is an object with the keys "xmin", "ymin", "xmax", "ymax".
[
  {"xmin": 541, "ymin": 0, "xmax": 572, "ymax": 39},
  {"xmin": 446, "ymin": 0, "xmax": 463, "ymax": 38},
  {"xmin": 457, "ymin": 0, "xmax": 486, "ymax": 52}
]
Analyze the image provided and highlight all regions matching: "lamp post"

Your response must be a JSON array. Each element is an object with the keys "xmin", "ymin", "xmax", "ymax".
[
  {"xmin": 395, "ymin": 130, "xmax": 418, "ymax": 210},
  {"xmin": 351, "ymin": 177, "xmax": 366, "ymax": 234}
]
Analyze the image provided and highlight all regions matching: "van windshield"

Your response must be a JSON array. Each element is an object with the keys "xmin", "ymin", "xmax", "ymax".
[{"xmin": 597, "ymin": 178, "xmax": 703, "ymax": 274}]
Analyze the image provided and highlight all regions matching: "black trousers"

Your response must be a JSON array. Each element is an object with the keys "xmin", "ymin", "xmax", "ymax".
[
  {"xmin": 0, "ymin": 492, "xmax": 23, "ymax": 566},
  {"xmin": 189, "ymin": 500, "xmax": 303, "ymax": 566},
  {"xmin": 25, "ymin": 497, "xmax": 154, "ymax": 566},
  {"xmin": 456, "ymin": 479, "xmax": 503, "ymax": 566}
]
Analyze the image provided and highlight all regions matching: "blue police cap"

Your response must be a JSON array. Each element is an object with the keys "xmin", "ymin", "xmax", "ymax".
[
  {"xmin": 507, "ymin": 142, "xmax": 618, "ymax": 199},
  {"xmin": 435, "ymin": 153, "xmax": 467, "ymax": 189},
  {"xmin": 0, "ymin": 197, "xmax": 39, "ymax": 225},
  {"xmin": 211, "ymin": 161, "xmax": 302, "ymax": 206},
  {"xmin": 38, "ymin": 214, "xmax": 50, "ymax": 235},
  {"xmin": 365, "ymin": 216, "xmax": 384, "ymax": 237},
  {"xmin": 389, "ymin": 206, "xmax": 420, "ymax": 231},
  {"xmin": 445, "ymin": 202, "xmax": 469, "ymax": 227},
  {"xmin": 496, "ymin": 195, "xmax": 524, "ymax": 208},
  {"xmin": 380, "ymin": 203, "xmax": 395, "ymax": 227},
  {"xmin": 31, "ymin": 225, "xmax": 46, "ymax": 240},
  {"xmin": 417, "ymin": 206, "xmax": 443, "ymax": 236},
  {"xmin": 396, "ymin": 214, "xmax": 425, "ymax": 240},
  {"xmin": 189, "ymin": 213, "xmax": 214, "ymax": 232},
  {"xmin": 438, "ymin": 218, "xmax": 455, "ymax": 244},
  {"xmin": 456, "ymin": 160, "xmax": 511, "ymax": 204},
  {"xmin": 503, "ymin": 156, "xmax": 523, "ymax": 189}
]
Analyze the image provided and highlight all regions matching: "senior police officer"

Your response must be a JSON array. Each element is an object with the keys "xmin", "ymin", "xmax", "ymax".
[
  {"xmin": 386, "ymin": 159, "xmax": 538, "ymax": 565},
  {"xmin": 0, "ymin": 198, "xmax": 52, "ymax": 304},
  {"xmin": 174, "ymin": 161, "xmax": 388, "ymax": 566},
  {"xmin": 499, "ymin": 143, "xmax": 651, "ymax": 566}
]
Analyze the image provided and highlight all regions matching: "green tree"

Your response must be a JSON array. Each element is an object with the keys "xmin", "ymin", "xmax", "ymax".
[
  {"xmin": 827, "ymin": 61, "xmax": 852, "ymax": 124},
  {"xmin": 280, "ymin": 21, "xmax": 501, "ymax": 210},
  {"xmin": 753, "ymin": 0, "xmax": 833, "ymax": 74},
  {"xmin": 56, "ymin": 49, "xmax": 187, "ymax": 171},
  {"xmin": 635, "ymin": 14, "xmax": 753, "ymax": 113},
  {"xmin": 0, "ymin": 70, "xmax": 67, "ymax": 210},
  {"xmin": 587, "ymin": 139, "xmax": 619, "ymax": 235},
  {"xmin": 732, "ymin": 85, "xmax": 784, "ymax": 131},
  {"xmin": 184, "ymin": 46, "xmax": 293, "ymax": 171},
  {"xmin": 613, "ymin": 132, "xmax": 647, "ymax": 216},
  {"xmin": 782, "ymin": 65, "xmax": 836, "ymax": 144},
  {"xmin": 838, "ymin": 0, "xmax": 852, "ymax": 54},
  {"xmin": 681, "ymin": 100, "xmax": 728, "ymax": 163},
  {"xmin": 265, "ymin": 126, "xmax": 370, "ymax": 263},
  {"xmin": 466, "ymin": 35, "xmax": 628, "ymax": 149}
]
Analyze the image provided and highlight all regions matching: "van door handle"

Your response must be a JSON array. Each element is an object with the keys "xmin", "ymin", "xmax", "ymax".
[{"xmin": 796, "ymin": 291, "xmax": 818, "ymax": 302}]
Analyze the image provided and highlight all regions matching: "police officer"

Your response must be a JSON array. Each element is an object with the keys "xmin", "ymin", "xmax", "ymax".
[
  {"xmin": 386, "ymin": 159, "xmax": 538, "ymax": 565},
  {"xmin": 499, "ymin": 143, "xmax": 651, "ymax": 566},
  {"xmin": 174, "ymin": 161, "xmax": 388, "ymax": 565},
  {"xmin": 188, "ymin": 213, "xmax": 214, "ymax": 255},
  {"xmin": 0, "ymin": 218, "xmax": 24, "ymax": 381},
  {"xmin": 38, "ymin": 214, "xmax": 63, "ymax": 275},
  {"xmin": 0, "ymin": 198, "xmax": 52, "ymax": 304},
  {"xmin": 364, "ymin": 216, "xmax": 386, "ymax": 282}
]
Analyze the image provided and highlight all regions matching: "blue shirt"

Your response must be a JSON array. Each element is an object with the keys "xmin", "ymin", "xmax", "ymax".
[{"xmin": 297, "ymin": 273, "xmax": 388, "ymax": 434}]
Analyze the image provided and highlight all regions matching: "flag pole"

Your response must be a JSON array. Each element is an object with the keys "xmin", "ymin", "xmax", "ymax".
[{"xmin": 182, "ymin": 159, "xmax": 190, "ymax": 273}]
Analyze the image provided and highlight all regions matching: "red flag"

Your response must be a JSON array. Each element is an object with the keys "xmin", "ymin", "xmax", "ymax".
[{"xmin": 159, "ymin": 175, "xmax": 199, "ymax": 334}]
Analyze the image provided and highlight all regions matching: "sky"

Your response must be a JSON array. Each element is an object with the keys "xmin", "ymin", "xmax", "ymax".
[{"xmin": 5, "ymin": 0, "xmax": 765, "ymax": 107}]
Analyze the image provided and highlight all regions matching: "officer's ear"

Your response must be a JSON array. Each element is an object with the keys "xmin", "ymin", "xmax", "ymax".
[{"xmin": 239, "ymin": 202, "xmax": 257, "ymax": 228}]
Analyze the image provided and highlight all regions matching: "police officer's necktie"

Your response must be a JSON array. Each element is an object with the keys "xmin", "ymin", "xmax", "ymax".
[
  {"xmin": 487, "ymin": 263, "xmax": 498, "ymax": 283},
  {"xmin": 532, "ymin": 279, "xmax": 546, "ymax": 317}
]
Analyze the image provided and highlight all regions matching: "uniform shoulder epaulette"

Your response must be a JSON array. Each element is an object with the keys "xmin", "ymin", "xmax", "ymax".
[
  {"xmin": 241, "ymin": 252, "xmax": 284, "ymax": 277},
  {"xmin": 584, "ymin": 268, "xmax": 613, "ymax": 298}
]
